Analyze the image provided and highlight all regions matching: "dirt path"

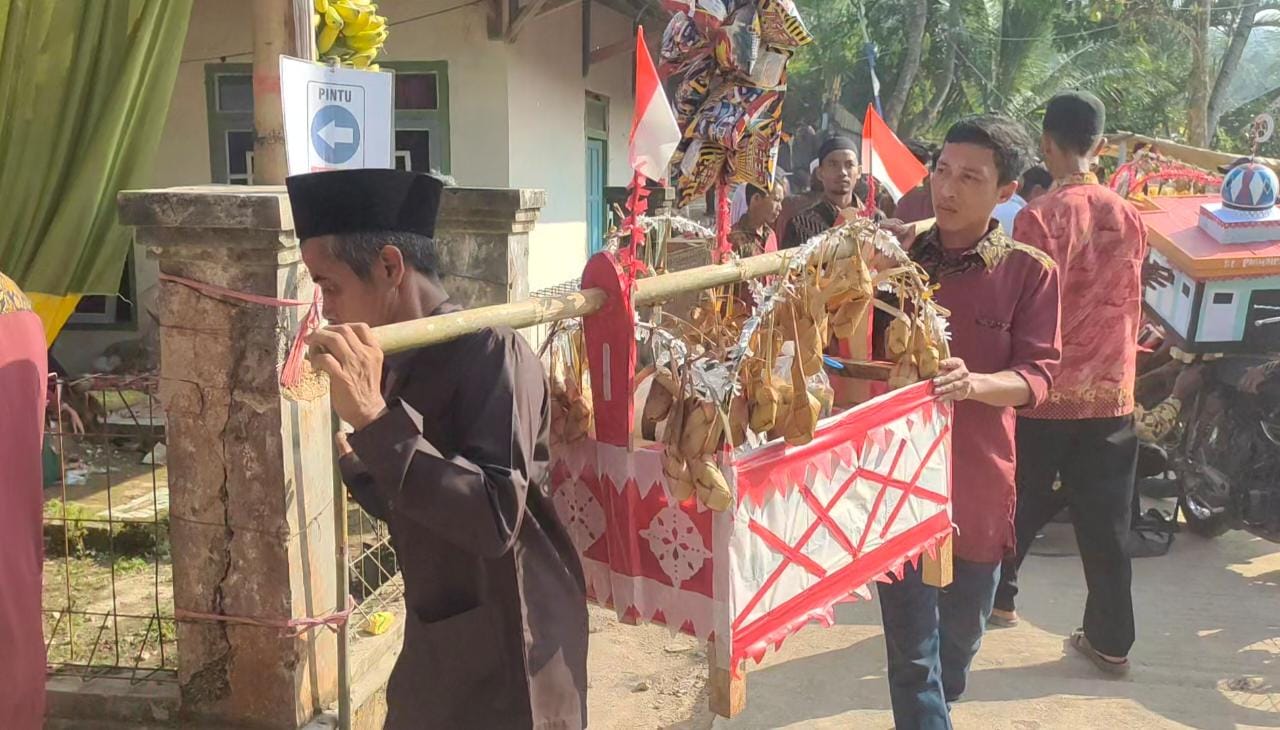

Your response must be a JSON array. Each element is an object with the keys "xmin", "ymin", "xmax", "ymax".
[
  {"xmin": 585, "ymin": 604, "xmax": 716, "ymax": 730},
  {"xmin": 585, "ymin": 512, "xmax": 1279, "ymax": 729}
]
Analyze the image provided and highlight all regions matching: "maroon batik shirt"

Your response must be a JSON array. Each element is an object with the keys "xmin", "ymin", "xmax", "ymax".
[
  {"xmin": 1013, "ymin": 173, "xmax": 1147, "ymax": 420},
  {"xmin": 910, "ymin": 224, "xmax": 1062, "ymax": 563}
]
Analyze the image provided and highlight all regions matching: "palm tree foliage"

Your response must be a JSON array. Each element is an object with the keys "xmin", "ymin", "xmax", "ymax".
[{"xmin": 786, "ymin": 0, "xmax": 1279, "ymax": 155}]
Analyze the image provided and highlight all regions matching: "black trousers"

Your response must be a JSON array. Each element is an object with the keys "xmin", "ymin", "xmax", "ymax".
[{"xmin": 993, "ymin": 416, "xmax": 1138, "ymax": 658}]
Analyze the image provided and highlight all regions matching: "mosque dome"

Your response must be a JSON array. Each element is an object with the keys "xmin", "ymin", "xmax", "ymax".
[{"xmin": 1221, "ymin": 162, "xmax": 1278, "ymax": 212}]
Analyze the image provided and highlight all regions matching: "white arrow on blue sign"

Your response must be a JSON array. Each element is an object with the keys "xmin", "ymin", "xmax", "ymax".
[{"xmin": 310, "ymin": 104, "xmax": 362, "ymax": 164}]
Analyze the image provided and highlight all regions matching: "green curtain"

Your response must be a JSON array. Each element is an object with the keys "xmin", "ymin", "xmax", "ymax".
[{"xmin": 0, "ymin": 0, "xmax": 192, "ymax": 300}]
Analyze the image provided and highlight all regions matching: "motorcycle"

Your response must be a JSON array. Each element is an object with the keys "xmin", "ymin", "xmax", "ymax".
[{"xmin": 1153, "ymin": 356, "xmax": 1280, "ymax": 542}]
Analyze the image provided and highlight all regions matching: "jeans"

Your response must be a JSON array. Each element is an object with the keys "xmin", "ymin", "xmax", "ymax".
[
  {"xmin": 877, "ymin": 558, "xmax": 1001, "ymax": 730},
  {"xmin": 993, "ymin": 416, "xmax": 1138, "ymax": 658}
]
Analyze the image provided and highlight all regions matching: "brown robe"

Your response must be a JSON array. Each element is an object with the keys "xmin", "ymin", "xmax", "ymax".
[{"xmin": 340, "ymin": 302, "xmax": 588, "ymax": 730}]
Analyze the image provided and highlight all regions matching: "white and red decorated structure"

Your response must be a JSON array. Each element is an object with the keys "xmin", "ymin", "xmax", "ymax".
[
  {"xmin": 1141, "ymin": 162, "xmax": 1280, "ymax": 354},
  {"xmin": 549, "ymin": 251, "xmax": 955, "ymax": 716}
]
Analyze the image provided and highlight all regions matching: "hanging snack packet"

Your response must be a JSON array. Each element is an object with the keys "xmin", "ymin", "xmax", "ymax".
[
  {"xmin": 693, "ymin": 84, "xmax": 771, "ymax": 150},
  {"xmin": 674, "ymin": 58, "xmax": 717, "ymax": 132},
  {"xmin": 676, "ymin": 140, "xmax": 729, "ymax": 208},
  {"xmin": 731, "ymin": 130, "xmax": 780, "ymax": 189},
  {"xmin": 661, "ymin": 12, "xmax": 710, "ymax": 77},
  {"xmin": 712, "ymin": 2, "xmax": 761, "ymax": 81},
  {"xmin": 748, "ymin": 45, "xmax": 792, "ymax": 90},
  {"xmin": 757, "ymin": 0, "xmax": 813, "ymax": 47}
]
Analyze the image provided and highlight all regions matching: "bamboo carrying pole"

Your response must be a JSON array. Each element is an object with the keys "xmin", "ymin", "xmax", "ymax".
[{"xmin": 373, "ymin": 220, "xmax": 935, "ymax": 354}]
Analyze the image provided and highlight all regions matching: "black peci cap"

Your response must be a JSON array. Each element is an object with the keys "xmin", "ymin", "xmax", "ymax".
[
  {"xmin": 285, "ymin": 169, "xmax": 445, "ymax": 241},
  {"xmin": 1044, "ymin": 91, "xmax": 1106, "ymax": 140},
  {"xmin": 817, "ymin": 136, "xmax": 859, "ymax": 165}
]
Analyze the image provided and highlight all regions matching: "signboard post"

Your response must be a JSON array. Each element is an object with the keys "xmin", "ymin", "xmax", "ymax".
[{"xmin": 280, "ymin": 56, "xmax": 394, "ymax": 175}]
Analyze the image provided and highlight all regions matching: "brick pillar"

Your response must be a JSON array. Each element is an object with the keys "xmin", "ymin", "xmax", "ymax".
[
  {"xmin": 435, "ymin": 187, "xmax": 545, "ymax": 308},
  {"xmin": 118, "ymin": 187, "xmax": 338, "ymax": 728}
]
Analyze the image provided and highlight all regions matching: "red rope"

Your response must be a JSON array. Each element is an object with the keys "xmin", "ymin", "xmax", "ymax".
[
  {"xmin": 175, "ymin": 595, "xmax": 356, "ymax": 637},
  {"xmin": 159, "ymin": 273, "xmax": 321, "ymax": 389}
]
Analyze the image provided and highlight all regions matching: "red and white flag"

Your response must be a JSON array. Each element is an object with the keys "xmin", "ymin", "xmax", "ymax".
[
  {"xmin": 861, "ymin": 105, "xmax": 928, "ymax": 202},
  {"xmin": 629, "ymin": 27, "xmax": 681, "ymax": 182}
]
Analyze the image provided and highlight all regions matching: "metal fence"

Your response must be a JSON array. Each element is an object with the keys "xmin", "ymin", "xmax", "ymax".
[
  {"xmin": 525, "ymin": 278, "xmax": 584, "ymax": 354},
  {"xmin": 346, "ymin": 499, "xmax": 402, "ymax": 631},
  {"xmin": 42, "ymin": 374, "xmax": 176, "ymax": 684}
]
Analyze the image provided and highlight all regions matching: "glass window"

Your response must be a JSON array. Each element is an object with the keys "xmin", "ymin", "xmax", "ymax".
[
  {"xmin": 395, "ymin": 130, "xmax": 431, "ymax": 172},
  {"xmin": 586, "ymin": 93, "xmax": 608, "ymax": 136},
  {"xmin": 69, "ymin": 256, "xmax": 135, "ymax": 327},
  {"xmin": 1212, "ymin": 292, "xmax": 1234, "ymax": 305},
  {"xmin": 217, "ymin": 74, "xmax": 253, "ymax": 112},
  {"xmin": 395, "ymin": 73, "xmax": 439, "ymax": 110}
]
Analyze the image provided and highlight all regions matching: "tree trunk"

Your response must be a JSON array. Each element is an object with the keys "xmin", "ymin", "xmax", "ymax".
[
  {"xmin": 883, "ymin": 0, "xmax": 929, "ymax": 130},
  {"xmin": 1185, "ymin": 0, "xmax": 1213, "ymax": 148},
  {"xmin": 908, "ymin": 0, "xmax": 962, "ymax": 136},
  {"xmin": 823, "ymin": 70, "xmax": 843, "ymax": 131},
  {"xmin": 1207, "ymin": 1, "xmax": 1261, "ymax": 142}
]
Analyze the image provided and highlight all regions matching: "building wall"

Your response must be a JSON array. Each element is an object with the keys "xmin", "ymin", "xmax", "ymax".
[
  {"xmin": 57, "ymin": 0, "xmax": 635, "ymax": 370},
  {"xmin": 508, "ymin": 5, "xmax": 637, "ymax": 291}
]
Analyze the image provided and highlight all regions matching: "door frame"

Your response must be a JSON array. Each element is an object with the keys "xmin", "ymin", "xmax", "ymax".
[{"xmin": 585, "ymin": 92, "xmax": 609, "ymax": 254}]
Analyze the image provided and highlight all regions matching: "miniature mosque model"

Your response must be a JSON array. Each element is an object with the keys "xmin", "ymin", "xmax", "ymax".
[{"xmin": 1143, "ymin": 161, "xmax": 1280, "ymax": 354}]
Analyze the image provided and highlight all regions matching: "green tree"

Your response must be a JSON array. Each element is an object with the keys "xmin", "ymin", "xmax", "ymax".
[{"xmin": 784, "ymin": 0, "xmax": 1279, "ymax": 153}]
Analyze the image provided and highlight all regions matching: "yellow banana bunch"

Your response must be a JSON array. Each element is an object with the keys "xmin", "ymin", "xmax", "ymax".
[{"xmin": 314, "ymin": 1, "xmax": 388, "ymax": 68}]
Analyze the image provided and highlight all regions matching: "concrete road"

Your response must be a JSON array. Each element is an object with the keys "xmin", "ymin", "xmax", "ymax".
[{"xmin": 710, "ymin": 521, "xmax": 1280, "ymax": 730}]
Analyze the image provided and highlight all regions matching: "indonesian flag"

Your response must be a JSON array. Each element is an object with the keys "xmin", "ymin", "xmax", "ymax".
[
  {"xmin": 861, "ymin": 105, "xmax": 928, "ymax": 202},
  {"xmin": 629, "ymin": 27, "xmax": 680, "ymax": 182}
]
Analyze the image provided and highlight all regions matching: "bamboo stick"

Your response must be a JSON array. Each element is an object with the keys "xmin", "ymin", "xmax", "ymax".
[
  {"xmin": 373, "ymin": 219, "xmax": 935, "ymax": 354},
  {"xmin": 1109, "ymin": 131, "xmax": 1279, "ymax": 174}
]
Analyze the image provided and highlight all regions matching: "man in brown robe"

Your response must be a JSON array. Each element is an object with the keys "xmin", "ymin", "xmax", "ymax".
[{"xmin": 287, "ymin": 169, "xmax": 588, "ymax": 730}]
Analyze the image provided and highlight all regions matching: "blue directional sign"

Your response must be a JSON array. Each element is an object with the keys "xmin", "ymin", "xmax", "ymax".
[{"xmin": 310, "ymin": 104, "xmax": 361, "ymax": 164}]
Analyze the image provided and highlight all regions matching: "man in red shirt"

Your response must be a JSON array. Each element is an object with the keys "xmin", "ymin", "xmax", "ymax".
[
  {"xmin": 993, "ymin": 92, "xmax": 1145, "ymax": 675},
  {"xmin": 878, "ymin": 116, "xmax": 1061, "ymax": 729}
]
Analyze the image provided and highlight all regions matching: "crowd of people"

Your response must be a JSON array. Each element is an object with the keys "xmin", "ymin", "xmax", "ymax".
[
  {"xmin": 289, "ymin": 89, "xmax": 1152, "ymax": 729},
  {"xmin": 4, "ymin": 87, "xmax": 1267, "ymax": 730}
]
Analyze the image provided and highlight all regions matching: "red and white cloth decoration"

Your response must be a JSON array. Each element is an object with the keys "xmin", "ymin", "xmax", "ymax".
[
  {"xmin": 629, "ymin": 26, "xmax": 681, "ymax": 182},
  {"xmin": 549, "ymin": 381, "xmax": 953, "ymax": 673},
  {"xmin": 861, "ymin": 105, "xmax": 928, "ymax": 203}
]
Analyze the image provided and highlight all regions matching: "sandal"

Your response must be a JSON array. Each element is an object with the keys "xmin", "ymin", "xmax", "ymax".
[
  {"xmin": 987, "ymin": 609, "xmax": 1019, "ymax": 628},
  {"xmin": 1070, "ymin": 629, "xmax": 1130, "ymax": 677}
]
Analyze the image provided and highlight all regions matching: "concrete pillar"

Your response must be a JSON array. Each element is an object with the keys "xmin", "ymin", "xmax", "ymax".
[
  {"xmin": 119, "ymin": 186, "xmax": 338, "ymax": 728},
  {"xmin": 116, "ymin": 183, "xmax": 545, "ymax": 729},
  {"xmin": 435, "ymin": 187, "xmax": 545, "ymax": 308}
]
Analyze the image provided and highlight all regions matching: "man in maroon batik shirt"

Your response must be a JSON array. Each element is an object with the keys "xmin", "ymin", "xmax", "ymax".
[
  {"xmin": 992, "ymin": 92, "xmax": 1146, "ymax": 676},
  {"xmin": 877, "ymin": 116, "xmax": 1061, "ymax": 729}
]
